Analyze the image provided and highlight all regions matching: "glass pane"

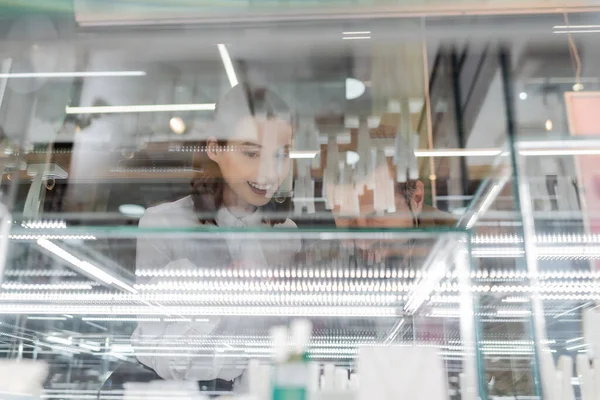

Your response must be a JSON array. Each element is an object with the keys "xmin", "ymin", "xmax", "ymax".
[{"xmin": 0, "ymin": 7, "xmax": 488, "ymax": 399}]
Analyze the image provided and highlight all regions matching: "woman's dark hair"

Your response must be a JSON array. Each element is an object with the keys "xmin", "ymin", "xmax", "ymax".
[{"xmin": 190, "ymin": 83, "xmax": 294, "ymax": 225}]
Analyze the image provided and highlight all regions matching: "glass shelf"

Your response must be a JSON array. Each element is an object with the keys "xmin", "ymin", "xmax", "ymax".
[
  {"xmin": 0, "ymin": 228, "xmax": 479, "ymax": 393},
  {"xmin": 514, "ymin": 134, "xmax": 600, "ymax": 392}
]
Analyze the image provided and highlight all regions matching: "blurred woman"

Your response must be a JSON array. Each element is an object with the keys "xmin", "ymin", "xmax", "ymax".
[{"xmin": 130, "ymin": 83, "xmax": 300, "ymax": 385}]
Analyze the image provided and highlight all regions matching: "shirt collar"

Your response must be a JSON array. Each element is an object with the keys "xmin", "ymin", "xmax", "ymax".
[{"xmin": 215, "ymin": 206, "xmax": 262, "ymax": 228}]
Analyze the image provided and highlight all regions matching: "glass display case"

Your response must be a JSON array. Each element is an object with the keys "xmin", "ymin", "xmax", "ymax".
[{"xmin": 2, "ymin": 2, "xmax": 600, "ymax": 400}]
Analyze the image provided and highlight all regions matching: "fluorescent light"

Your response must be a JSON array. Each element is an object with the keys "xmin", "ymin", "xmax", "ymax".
[
  {"xmin": 383, "ymin": 147, "xmax": 503, "ymax": 158},
  {"xmin": 65, "ymin": 103, "xmax": 215, "ymax": 114},
  {"xmin": 217, "ymin": 44, "xmax": 238, "ymax": 88},
  {"xmin": 415, "ymin": 148, "xmax": 503, "ymax": 157},
  {"xmin": 520, "ymin": 149, "xmax": 600, "ymax": 156},
  {"xmin": 27, "ymin": 316, "xmax": 67, "ymax": 321},
  {"xmin": 290, "ymin": 150, "xmax": 319, "ymax": 159},
  {"xmin": 343, "ymin": 31, "xmax": 371, "ymax": 35},
  {"xmin": 0, "ymin": 71, "xmax": 146, "ymax": 78},
  {"xmin": 37, "ymin": 238, "xmax": 137, "ymax": 293},
  {"xmin": 346, "ymin": 78, "xmax": 366, "ymax": 100},
  {"xmin": 82, "ymin": 317, "xmax": 160, "ymax": 322},
  {"xmin": 79, "ymin": 341, "xmax": 101, "ymax": 351},
  {"xmin": 553, "ymin": 25, "xmax": 600, "ymax": 29},
  {"xmin": 118, "ymin": 204, "xmax": 146, "ymax": 217},
  {"xmin": 46, "ymin": 336, "xmax": 72, "ymax": 345},
  {"xmin": 342, "ymin": 36, "xmax": 371, "ymax": 40},
  {"xmin": 554, "ymin": 30, "xmax": 600, "ymax": 34}
]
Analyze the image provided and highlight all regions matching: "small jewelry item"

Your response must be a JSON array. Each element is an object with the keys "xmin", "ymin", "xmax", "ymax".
[
  {"xmin": 44, "ymin": 177, "xmax": 56, "ymax": 191},
  {"xmin": 274, "ymin": 194, "xmax": 287, "ymax": 204}
]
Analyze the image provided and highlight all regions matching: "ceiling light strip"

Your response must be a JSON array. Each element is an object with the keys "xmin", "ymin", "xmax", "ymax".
[
  {"xmin": 65, "ymin": 103, "xmax": 215, "ymax": 114},
  {"xmin": 217, "ymin": 44, "xmax": 238, "ymax": 87},
  {"xmin": 553, "ymin": 30, "xmax": 600, "ymax": 34},
  {"xmin": 0, "ymin": 71, "xmax": 146, "ymax": 78},
  {"xmin": 553, "ymin": 25, "xmax": 600, "ymax": 29},
  {"xmin": 415, "ymin": 148, "xmax": 503, "ymax": 157}
]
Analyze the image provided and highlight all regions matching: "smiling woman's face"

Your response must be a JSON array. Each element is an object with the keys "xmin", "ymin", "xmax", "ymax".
[{"xmin": 208, "ymin": 116, "xmax": 293, "ymax": 208}]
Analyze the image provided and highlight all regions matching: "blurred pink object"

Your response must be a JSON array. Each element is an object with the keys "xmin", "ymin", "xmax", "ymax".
[{"xmin": 565, "ymin": 92, "xmax": 600, "ymax": 269}]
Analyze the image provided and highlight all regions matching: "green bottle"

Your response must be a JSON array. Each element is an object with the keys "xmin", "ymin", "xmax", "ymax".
[{"xmin": 271, "ymin": 320, "xmax": 313, "ymax": 400}]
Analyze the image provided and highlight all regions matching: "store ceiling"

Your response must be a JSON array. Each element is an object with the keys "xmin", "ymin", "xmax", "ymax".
[{"xmin": 71, "ymin": 0, "xmax": 600, "ymax": 27}]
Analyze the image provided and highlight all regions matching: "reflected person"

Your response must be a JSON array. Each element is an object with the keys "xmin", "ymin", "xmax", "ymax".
[{"xmin": 329, "ymin": 143, "xmax": 455, "ymax": 262}]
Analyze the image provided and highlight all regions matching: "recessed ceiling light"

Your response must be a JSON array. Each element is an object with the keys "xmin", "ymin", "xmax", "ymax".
[
  {"xmin": 346, "ymin": 151, "xmax": 360, "ymax": 165},
  {"xmin": 119, "ymin": 204, "xmax": 146, "ymax": 217},
  {"xmin": 346, "ymin": 78, "xmax": 366, "ymax": 100},
  {"xmin": 545, "ymin": 119, "xmax": 553, "ymax": 131},
  {"xmin": 519, "ymin": 92, "xmax": 528, "ymax": 100},
  {"xmin": 169, "ymin": 117, "xmax": 186, "ymax": 134}
]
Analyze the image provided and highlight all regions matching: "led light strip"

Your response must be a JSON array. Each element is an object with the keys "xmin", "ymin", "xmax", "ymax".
[
  {"xmin": 136, "ymin": 279, "xmax": 418, "ymax": 292},
  {"xmin": 10, "ymin": 234, "xmax": 96, "ymax": 240},
  {"xmin": 472, "ymin": 248, "xmax": 525, "ymax": 258},
  {"xmin": 1, "ymin": 282, "xmax": 92, "ymax": 291},
  {"xmin": 21, "ymin": 220, "xmax": 66, "ymax": 229},
  {"xmin": 0, "ymin": 304, "xmax": 398, "ymax": 317},
  {"xmin": 0, "ymin": 291, "xmax": 400, "ymax": 306},
  {"xmin": 136, "ymin": 266, "xmax": 600, "ymax": 281},
  {"xmin": 4, "ymin": 282, "xmax": 598, "ymax": 300},
  {"xmin": 4, "ymin": 269, "xmax": 77, "ymax": 277},
  {"xmin": 471, "ymin": 234, "xmax": 523, "ymax": 244},
  {"xmin": 472, "ymin": 245, "xmax": 600, "ymax": 260},
  {"xmin": 136, "ymin": 267, "xmax": 422, "ymax": 279}
]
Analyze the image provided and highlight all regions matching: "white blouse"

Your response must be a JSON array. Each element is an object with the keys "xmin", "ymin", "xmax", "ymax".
[{"xmin": 131, "ymin": 195, "xmax": 300, "ymax": 381}]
